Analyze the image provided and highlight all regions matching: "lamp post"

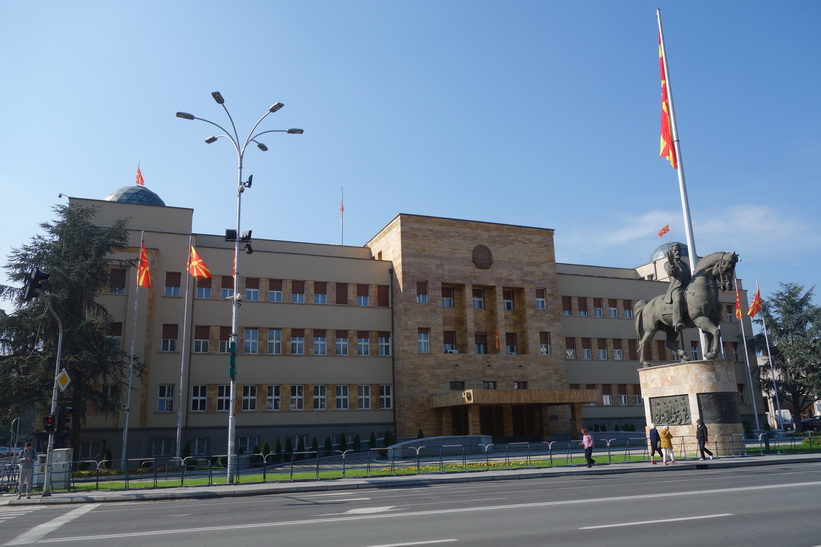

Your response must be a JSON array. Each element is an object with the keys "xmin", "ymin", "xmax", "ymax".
[{"xmin": 176, "ymin": 92, "xmax": 302, "ymax": 483}]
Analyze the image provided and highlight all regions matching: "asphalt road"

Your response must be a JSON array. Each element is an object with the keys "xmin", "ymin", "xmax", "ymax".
[{"xmin": 2, "ymin": 462, "xmax": 820, "ymax": 546}]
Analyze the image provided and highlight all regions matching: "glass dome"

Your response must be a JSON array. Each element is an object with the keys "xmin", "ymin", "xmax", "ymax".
[
  {"xmin": 104, "ymin": 185, "xmax": 166, "ymax": 206},
  {"xmin": 650, "ymin": 242, "xmax": 688, "ymax": 261}
]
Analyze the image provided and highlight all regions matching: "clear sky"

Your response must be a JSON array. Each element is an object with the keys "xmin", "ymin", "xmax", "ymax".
[{"xmin": 1, "ymin": 1, "xmax": 819, "ymax": 313}]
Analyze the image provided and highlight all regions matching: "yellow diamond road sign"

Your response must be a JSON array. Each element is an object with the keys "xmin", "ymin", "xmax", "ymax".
[{"xmin": 56, "ymin": 369, "xmax": 71, "ymax": 392}]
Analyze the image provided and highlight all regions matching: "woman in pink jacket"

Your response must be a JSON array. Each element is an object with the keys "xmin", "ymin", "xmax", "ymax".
[{"xmin": 580, "ymin": 428, "xmax": 595, "ymax": 468}]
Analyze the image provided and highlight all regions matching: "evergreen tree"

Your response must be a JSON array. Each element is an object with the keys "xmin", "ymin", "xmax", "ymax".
[
  {"xmin": 324, "ymin": 436, "xmax": 333, "ymax": 456},
  {"xmin": 273, "ymin": 438, "xmax": 282, "ymax": 463},
  {"xmin": 0, "ymin": 204, "xmax": 133, "ymax": 450}
]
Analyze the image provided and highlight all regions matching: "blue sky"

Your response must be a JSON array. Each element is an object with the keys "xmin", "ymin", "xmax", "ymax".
[{"xmin": 1, "ymin": 1, "xmax": 819, "ymax": 313}]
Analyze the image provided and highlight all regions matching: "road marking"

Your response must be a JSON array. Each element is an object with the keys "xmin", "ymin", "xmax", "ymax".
[
  {"xmin": 369, "ymin": 540, "xmax": 457, "ymax": 546},
  {"xmin": 344, "ymin": 506, "xmax": 396, "ymax": 514},
  {"xmin": 3, "ymin": 504, "xmax": 99, "ymax": 546},
  {"xmin": 33, "ymin": 480, "xmax": 821, "ymax": 543},
  {"xmin": 580, "ymin": 513, "xmax": 733, "ymax": 529}
]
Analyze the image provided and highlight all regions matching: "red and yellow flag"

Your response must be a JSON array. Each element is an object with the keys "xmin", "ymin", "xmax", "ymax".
[
  {"xmin": 187, "ymin": 245, "xmax": 212, "ymax": 280},
  {"xmin": 734, "ymin": 287, "xmax": 742, "ymax": 320},
  {"xmin": 494, "ymin": 327, "xmax": 500, "ymax": 351},
  {"xmin": 659, "ymin": 32, "xmax": 677, "ymax": 169},
  {"xmin": 137, "ymin": 239, "xmax": 150, "ymax": 288},
  {"xmin": 136, "ymin": 164, "xmax": 145, "ymax": 186},
  {"xmin": 658, "ymin": 224, "xmax": 670, "ymax": 238},
  {"xmin": 748, "ymin": 287, "xmax": 763, "ymax": 317}
]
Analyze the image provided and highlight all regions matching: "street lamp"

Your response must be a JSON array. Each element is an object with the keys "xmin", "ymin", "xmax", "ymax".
[{"xmin": 176, "ymin": 92, "xmax": 303, "ymax": 483}]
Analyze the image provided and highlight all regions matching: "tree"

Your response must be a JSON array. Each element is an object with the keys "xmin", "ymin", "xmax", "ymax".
[
  {"xmin": 754, "ymin": 283, "xmax": 821, "ymax": 423},
  {"xmin": 0, "ymin": 204, "xmax": 134, "ymax": 450}
]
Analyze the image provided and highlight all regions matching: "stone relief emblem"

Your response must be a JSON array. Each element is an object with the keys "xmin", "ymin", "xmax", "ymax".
[
  {"xmin": 472, "ymin": 245, "xmax": 493, "ymax": 270},
  {"xmin": 649, "ymin": 395, "xmax": 691, "ymax": 426}
]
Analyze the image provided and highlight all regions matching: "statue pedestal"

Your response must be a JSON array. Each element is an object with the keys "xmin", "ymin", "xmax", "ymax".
[{"xmin": 639, "ymin": 360, "xmax": 744, "ymax": 458}]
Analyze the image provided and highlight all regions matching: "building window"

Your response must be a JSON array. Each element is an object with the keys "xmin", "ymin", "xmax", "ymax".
[
  {"xmin": 191, "ymin": 385, "xmax": 207, "ymax": 412},
  {"xmin": 536, "ymin": 288, "xmax": 547, "ymax": 310},
  {"xmin": 336, "ymin": 385, "xmax": 349, "ymax": 410},
  {"xmin": 505, "ymin": 332, "xmax": 517, "ymax": 355},
  {"xmin": 109, "ymin": 269, "xmax": 126, "ymax": 294},
  {"xmin": 358, "ymin": 385, "xmax": 371, "ymax": 409},
  {"xmin": 565, "ymin": 338, "xmax": 576, "ymax": 359},
  {"xmin": 443, "ymin": 331, "xmax": 457, "ymax": 353},
  {"xmin": 482, "ymin": 381, "xmax": 497, "ymax": 390},
  {"xmin": 475, "ymin": 333, "xmax": 488, "ymax": 355},
  {"xmin": 335, "ymin": 331, "xmax": 349, "ymax": 356},
  {"xmin": 633, "ymin": 385, "xmax": 643, "ymax": 405},
  {"xmin": 291, "ymin": 280, "xmax": 305, "ymax": 303},
  {"xmin": 218, "ymin": 327, "xmax": 231, "ymax": 353},
  {"xmin": 539, "ymin": 332, "xmax": 551, "ymax": 355},
  {"xmin": 577, "ymin": 297, "xmax": 588, "ymax": 316},
  {"xmin": 377, "ymin": 285, "xmax": 390, "ymax": 307},
  {"xmin": 336, "ymin": 282, "xmax": 348, "ymax": 305},
  {"xmin": 472, "ymin": 288, "xmax": 484, "ymax": 309},
  {"xmin": 618, "ymin": 394, "xmax": 629, "ymax": 406},
  {"xmin": 614, "ymin": 349, "xmax": 624, "ymax": 360},
  {"xmin": 106, "ymin": 322, "xmax": 123, "ymax": 349},
  {"xmin": 725, "ymin": 304, "xmax": 735, "ymax": 323},
  {"xmin": 161, "ymin": 324, "xmax": 178, "ymax": 352},
  {"xmin": 268, "ymin": 329, "xmax": 282, "ymax": 354},
  {"xmin": 623, "ymin": 300, "xmax": 633, "ymax": 319},
  {"xmin": 164, "ymin": 272, "xmax": 181, "ymax": 297},
  {"xmin": 738, "ymin": 384, "xmax": 747, "ymax": 404},
  {"xmin": 416, "ymin": 281, "xmax": 428, "ymax": 303},
  {"xmin": 418, "ymin": 328, "xmax": 430, "ymax": 353},
  {"xmin": 357, "ymin": 284, "xmax": 369, "ymax": 306},
  {"xmin": 190, "ymin": 437, "xmax": 208, "ymax": 456},
  {"xmin": 513, "ymin": 381, "xmax": 528, "ymax": 389},
  {"xmin": 313, "ymin": 330, "xmax": 327, "ymax": 355},
  {"xmin": 690, "ymin": 341, "xmax": 700, "ymax": 361},
  {"xmin": 732, "ymin": 342, "xmax": 740, "ymax": 361},
  {"xmin": 290, "ymin": 385, "xmax": 305, "ymax": 410},
  {"xmin": 602, "ymin": 394, "xmax": 613, "ymax": 406},
  {"xmin": 244, "ymin": 328, "xmax": 258, "ymax": 354},
  {"xmin": 450, "ymin": 381, "xmax": 465, "ymax": 391},
  {"xmin": 290, "ymin": 329, "xmax": 305, "ymax": 355},
  {"xmin": 378, "ymin": 332, "xmax": 391, "ymax": 356},
  {"xmin": 266, "ymin": 385, "xmax": 281, "ymax": 411},
  {"xmin": 157, "ymin": 384, "xmax": 174, "ymax": 412},
  {"xmin": 152, "ymin": 438, "xmax": 175, "ymax": 457},
  {"xmin": 562, "ymin": 296, "xmax": 573, "ymax": 316},
  {"xmin": 314, "ymin": 281, "xmax": 327, "ymax": 304},
  {"xmin": 269, "ymin": 279, "xmax": 283, "ymax": 302},
  {"xmin": 101, "ymin": 385, "xmax": 119, "ymax": 408},
  {"xmin": 238, "ymin": 436, "xmax": 259, "ymax": 454},
  {"xmin": 217, "ymin": 385, "xmax": 230, "ymax": 412},
  {"xmin": 442, "ymin": 286, "xmax": 454, "ymax": 308},
  {"xmin": 379, "ymin": 385, "xmax": 393, "ymax": 409},
  {"xmin": 242, "ymin": 385, "xmax": 257, "ymax": 411},
  {"xmin": 503, "ymin": 289, "xmax": 514, "ymax": 311},
  {"xmin": 582, "ymin": 349, "xmax": 592, "ymax": 360},
  {"xmin": 598, "ymin": 349, "xmax": 608, "ymax": 360},
  {"xmin": 609, "ymin": 307, "xmax": 618, "ymax": 318},
  {"xmin": 196, "ymin": 278, "xmax": 212, "ymax": 299},
  {"xmin": 245, "ymin": 277, "xmax": 260, "ymax": 302},
  {"xmin": 221, "ymin": 276, "xmax": 234, "ymax": 300},
  {"xmin": 598, "ymin": 338, "xmax": 607, "ymax": 360},
  {"xmin": 313, "ymin": 385, "xmax": 327, "ymax": 410},
  {"xmin": 357, "ymin": 332, "xmax": 370, "ymax": 356},
  {"xmin": 193, "ymin": 326, "xmax": 210, "ymax": 354}
]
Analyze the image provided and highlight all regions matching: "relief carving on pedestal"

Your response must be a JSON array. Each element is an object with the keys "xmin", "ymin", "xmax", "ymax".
[{"xmin": 649, "ymin": 395, "xmax": 691, "ymax": 426}]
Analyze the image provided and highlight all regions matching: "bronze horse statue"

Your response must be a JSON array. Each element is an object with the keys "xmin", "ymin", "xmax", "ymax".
[{"xmin": 634, "ymin": 251, "xmax": 738, "ymax": 367}]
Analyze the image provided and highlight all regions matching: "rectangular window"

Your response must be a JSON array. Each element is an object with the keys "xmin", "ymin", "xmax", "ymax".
[
  {"xmin": 609, "ymin": 307, "xmax": 618, "ymax": 318},
  {"xmin": 732, "ymin": 342, "xmax": 740, "ymax": 361},
  {"xmin": 472, "ymin": 288, "xmax": 484, "ymax": 309},
  {"xmin": 161, "ymin": 324, "xmax": 178, "ymax": 352},
  {"xmin": 577, "ymin": 297, "xmax": 588, "ymax": 317},
  {"xmin": 266, "ymin": 385, "xmax": 281, "ymax": 411},
  {"xmin": 598, "ymin": 338, "xmax": 607, "ymax": 360},
  {"xmin": 623, "ymin": 300, "xmax": 633, "ymax": 319},
  {"xmin": 164, "ymin": 272, "xmax": 181, "ymax": 297},
  {"xmin": 101, "ymin": 384, "xmax": 119, "ymax": 406},
  {"xmin": 217, "ymin": 385, "xmax": 230, "ymax": 412},
  {"xmin": 314, "ymin": 281, "xmax": 327, "ymax": 304},
  {"xmin": 450, "ymin": 381, "xmax": 465, "ymax": 391},
  {"xmin": 290, "ymin": 329, "xmax": 305, "ymax": 355},
  {"xmin": 109, "ymin": 269, "xmax": 126, "ymax": 294},
  {"xmin": 290, "ymin": 385, "xmax": 305, "ymax": 410},
  {"xmin": 335, "ymin": 331, "xmax": 349, "ymax": 356},
  {"xmin": 581, "ymin": 338, "xmax": 592, "ymax": 360},
  {"xmin": 238, "ymin": 436, "xmax": 259, "ymax": 454},
  {"xmin": 514, "ymin": 381, "xmax": 528, "ymax": 389},
  {"xmin": 441, "ymin": 285, "xmax": 454, "ymax": 308},
  {"xmin": 416, "ymin": 281, "xmax": 428, "ymax": 304},
  {"xmin": 562, "ymin": 296, "xmax": 573, "ymax": 316},
  {"xmin": 106, "ymin": 322, "xmax": 123, "ymax": 349},
  {"xmin": 313, "ymin": 385, "xmax": 327, "ymax": 410},
  {"xmin": 598, "ymin": 349, "xmax": 608, "ymax": 360},
  {"xmin": 358, "ymin": 385, "xmax": 371, "ymax": 409},
  {"xmin": 269, "ymin": 279, "xmax": 283, "ymax": 302},
  {"xmin": 565, "ymin": 337, "xmax": 576, "ymax": 360},
  {"xmin": 505, "ymin": 332, "xmax": 517, "ymax": 355},
  {"xmin": 633, "ymin": 384, "xmax": 643, "ymax": 406},
  {"xmin": 335, "ymin": 385, "xmax": 349, "ymax": 410},
  {"xmin": 536, "ymin": 288, "xmax": 547, "ymax": 310},
  {"xmin": 243, "ymin": 328, "xmax": 259, "ymax": 354},
  {"xmin": 738, "ymin": 384, "xmax": 746, "ymax": 404},
  {"xmin": 313, "ymin": 330, "xmax": 327, "ymax": 355},
  {"xmin": 418, "ymin": 328, "xmax": 430, "ymax": 353},
  {"xmin": 593, "ymin": 298, "xmax": 603, "ymax": 317},
  {"xmin": 482, "ymin": 381, "xmax": 497, "ymax": 390},
  {"xmin": 618, "ymin": 394, "xmax": 629, "ymax": 406},
  {"xmin": 378, "ymin": 332, "xmax": 391, "ymax": 356},
  {"xmin": 243, "ymin": 281, "xmax": 258, "ymax": 302},
  {"xmin": 690, "ymin": 341, "xmax": 700, "ymax": 361},
  {"xmin": 357, "ymin": 283, "xmax": 370, "ymax": 306},
  {"xmin": 191, "ymin": 385, "xmax": 207, "ymax": 412},
  {"xmin": 221, "ymin": 276, "xmax": 234, "ymax": 299},
  {"xmin": 503, "ymin": 289, "xmax": 514, "ymax": 311},
  {"xmin": 157, "ymin": 384, "xmax": 174, "ymax": 412},
  {"xmin": 613, "ymin": 340, "xmax": 623, "ymax": 360},
  {"xmin": 539, "ymin": 332, "xmax": 551, "ymax": 355},
  {"xmin": 443, "ymin": 331, "xmax": 457, "ymax": 353},
  {"xmin": 726, "ymin": 304, "xmax": 735, "ymax": 323},
  {"xmin": 190, "ymin": 437, "xmax": 208, "ymax": 456},
  {"xmin": 242, "ymin": 385, "xmax": 257, "ymax": 411},
  {"xmin": 377, "ymin": 285, "xmax": 390, "ymax": 307},
  {"xmin": 196, "ymin": 277, "xmax": 212, "ymax": 299},
  {"xmin": 602, "ymin": 385, "xmax": 613, "ymax": 406},
  {"xmin": 336, "ymin": 282, "xmax": 348, "ymax": 305},
  {"xmin": 379, "ymin": 385, "xmax": 393, "ymax": 409},
  {"xmin": 151, "ymin": 438, "xmax": 174, "ymax": 458},
  {"xmin": 291, "ymin": 280, "xmax": 305, "ymax": 303},
  {"xmin": 475, "ymin": 333, "xmax": 488, "ymax": 355},
  {"xmin": 268, "ymin": 328, "xmax": 282, "ymax": 354},
  {"xmin": 357, "ymin": 331, "xmax": 370, "ymax": 356}
]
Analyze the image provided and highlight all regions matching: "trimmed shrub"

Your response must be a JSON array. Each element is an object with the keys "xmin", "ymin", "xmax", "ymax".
[
  {"xmin": 324, "ymin": 436, "xmax": 333, "ymax": 456},
  {"xmin": 353, "ymin": 434, "xmax": 361, "ymax": 451},
  {"xmin": 273, "ymin": 439, "xmax": 282, "ymax": 463}
]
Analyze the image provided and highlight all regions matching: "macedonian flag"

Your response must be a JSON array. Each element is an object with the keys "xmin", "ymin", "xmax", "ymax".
[
  {"xmin": 748, "ymin": 287, "xmax": 763, "ymax": 317},
  {"xmin": 659, "ymin": 32, "xmax": 677, "ymax": 169},
  {"xmin": 187, "ymin": 245, "xmax": 212, "ymax": 280},
  {"xmin": 137, "ymin": 239, "xmax": 151, "ymax": 288},
  {"xmin": 735, "ymin": 287, "xmax": 742, "ymax": 320}
]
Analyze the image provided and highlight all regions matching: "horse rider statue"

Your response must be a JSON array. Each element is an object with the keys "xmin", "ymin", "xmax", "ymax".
[{"xmin": 664, "ymin": 242, "xmax": 691, "ymax": 332}]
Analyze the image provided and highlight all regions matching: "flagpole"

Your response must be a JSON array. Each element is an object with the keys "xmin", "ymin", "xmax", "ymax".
[
  {"xmin": 657, "ymin": 10, "xmax": 708, "ymax": 356},
  {"xmin": 756, "ymin": 282, "xmax": 784, "ymax": 429},
  {"xmin": 735, "ymin": 279, "xmax": 761, "ymax": 430},
  {"xmin": 121, "ymin": 231, "xmax": 144, "ymax": 467},
  {"xmin": 175, "ymin": 236, "xmax": 195, "ymax": 460},
  {"xmin": 340, "ymin": 187, "xmax": 344, "ymax": 245}
]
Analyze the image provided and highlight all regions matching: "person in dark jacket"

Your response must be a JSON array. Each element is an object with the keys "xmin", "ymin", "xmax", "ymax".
[
  {"xmin": 696, "ymin": 419, "xmax": 714, "ymax": 460},
  {"xmin": 648, "ymin": 423, "xmax": 663, "ymax": 465}
]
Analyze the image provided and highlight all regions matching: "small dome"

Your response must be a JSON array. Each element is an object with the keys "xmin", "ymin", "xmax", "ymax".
[
  {"xmin": 104, "ymin": 185, "xmax": 166, "ymax": 206},
  {"xmin": 650, "ymin": 242, "xmax": 688, "ymax": 261}
]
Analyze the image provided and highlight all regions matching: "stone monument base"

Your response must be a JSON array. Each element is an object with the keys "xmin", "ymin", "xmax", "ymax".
[{"xmin": 639, "ymin": 360, "xmax": 744, "ymax": 458}]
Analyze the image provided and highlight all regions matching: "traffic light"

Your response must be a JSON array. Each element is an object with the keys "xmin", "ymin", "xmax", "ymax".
[
  {"xmin": 57, "ymin": 406, "xmax": 73, "ymax": 432},
  {"xmin": 23, "ymin": 268, "xmax": 50, "ymax": 301},
  {"xmin": 43, "ymin": 414, "xmax": 56, "ymax": 433}
]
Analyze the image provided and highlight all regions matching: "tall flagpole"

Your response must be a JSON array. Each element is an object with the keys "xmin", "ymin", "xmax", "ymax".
[
  {"xmin": 340, "ymin": 187, "xmax": 344, "ymax": 245},
  {"xmin": 757, "ymin": 282, "xmax": 784, "ymax": 428},
  {"xmin": 657, "ymin": 10, "xmax": 708, "ymax": 356},
  {"xmin": 735, "ymin": 278, "xmax": 760, "ymax": 430},
  {"xmin": 121, "ymin": 231, "xmax": 144, "ymax": 466},
  {"xmin": 175, "ymin": 236, "xmax": 195, "ymax": 460}
]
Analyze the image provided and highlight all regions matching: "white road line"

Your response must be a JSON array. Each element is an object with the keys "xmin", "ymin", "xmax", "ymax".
[
  {"xmin": 579, "ymin": 513, "xmax": 733, "ymax": 529},
  {"xmin": 34, "ymin": 480, "xmax": 821, "ymax": 544},
  {"xmin": 369, "ymin": 540, "xmax": 457, "ymax": 546},
  {"xmin": 3, "ymin": 504, "xmax": 99, "ymax": 546}
]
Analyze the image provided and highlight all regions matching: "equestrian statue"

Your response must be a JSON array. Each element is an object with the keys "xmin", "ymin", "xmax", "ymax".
[{"xmin": 633, "ymin": 243, "xmax": 738, "ymax": 367}]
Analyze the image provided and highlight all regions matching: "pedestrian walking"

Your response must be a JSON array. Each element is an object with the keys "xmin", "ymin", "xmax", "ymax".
[
  {"xmin": 17, "ymin": 441, "xmax": 37, "ymax": 499},
  {"xmin": 696, "ymin": 419, "xmax": 714, "ymax": 460},
  {"xmin": 660, "ymin": 425, "xmax": 676, "ymax": 465},
  {"xmin": 648, "ymin": 423, "xmax": 663, "ymax": 465},
  {"xmin": 580, "ymin": 428, "xmax": 595, "ymax": 468}
]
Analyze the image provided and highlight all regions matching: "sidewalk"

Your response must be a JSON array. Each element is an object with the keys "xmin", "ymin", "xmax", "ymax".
[{"xmin": 4, "ymin": 451, "xmax": 821, "ymax": 507}]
